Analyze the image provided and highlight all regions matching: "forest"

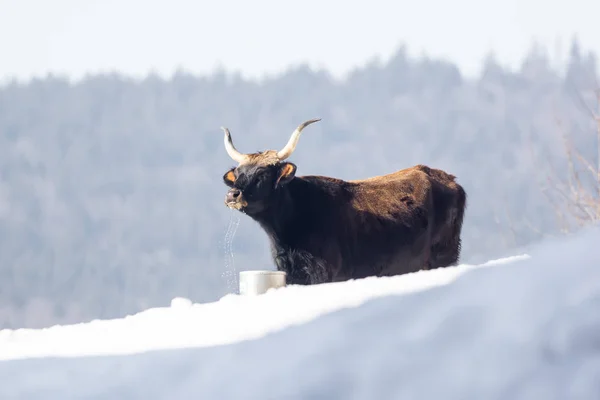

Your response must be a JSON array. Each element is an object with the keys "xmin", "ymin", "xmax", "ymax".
[{"xmin": 0, "ymin": 40, "xmax": 598, "ymax": 329}]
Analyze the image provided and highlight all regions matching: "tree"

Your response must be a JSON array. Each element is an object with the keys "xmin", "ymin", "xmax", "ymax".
[{"xmin": 541, "ymin": 88, "xmax": 600, "ymax": 232}]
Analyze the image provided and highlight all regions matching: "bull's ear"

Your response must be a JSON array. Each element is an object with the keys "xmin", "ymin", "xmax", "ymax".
[
  {"xmin": 276, "ymin": 162, "xmax": 296, "ymax": 186},
  {"xmin": 223, "ymin": 169, "xmax": 236, "ymax": 187}
]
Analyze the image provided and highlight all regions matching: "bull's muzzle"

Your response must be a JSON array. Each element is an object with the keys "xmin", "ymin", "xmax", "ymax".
[{"xmin": 225, "ymin": 188, "xmax": 247, "ymax": 210}]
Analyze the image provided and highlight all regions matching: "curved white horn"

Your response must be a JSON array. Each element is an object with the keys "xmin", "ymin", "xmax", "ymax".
[
  {"xmin": 276, "ymin": 118, "xmax": 321, "ymax": 160},
  {"xmin": 221, "ymin": 127, "xmax": 250, "ymax": 163}
]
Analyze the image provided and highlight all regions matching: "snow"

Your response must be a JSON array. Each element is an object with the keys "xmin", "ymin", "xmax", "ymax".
[
  {"xmin": 1, "ymin": 227, "xmax": 599, "ymax": 399},
  {"xmin": 0, "ymin": 255, "xmax": 527, "ymax": 362}
]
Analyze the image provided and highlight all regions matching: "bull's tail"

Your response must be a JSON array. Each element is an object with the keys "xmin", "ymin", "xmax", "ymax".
[{"xmin": 451, "ymin": 183, "xmax": 467, "ymax": 260}]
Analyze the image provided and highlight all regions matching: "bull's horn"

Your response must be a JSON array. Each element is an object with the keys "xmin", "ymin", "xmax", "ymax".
[
  {"xmin": 276, "ymin": 118, "xmax": 321, "ymax": 160},
  {"xmin": 221, "ymin": 127, "xmax": 250, "ymax": 163}
]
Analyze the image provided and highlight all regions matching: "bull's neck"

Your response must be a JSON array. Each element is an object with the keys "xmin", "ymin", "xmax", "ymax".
[{"xmin": 251, "ymin": 183, "xmax": 298, "ymax": 240}]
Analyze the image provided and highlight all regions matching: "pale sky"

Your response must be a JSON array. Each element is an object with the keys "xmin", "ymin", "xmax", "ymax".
[{"xmin": 0, "ymin": 0, "xmax": 597, "ymax": 83}]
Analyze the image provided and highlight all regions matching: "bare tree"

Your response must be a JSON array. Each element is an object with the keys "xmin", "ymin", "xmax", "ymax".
[{"xmin": 532, "ymin": 87, "xmax": 600, "ymax": 234}]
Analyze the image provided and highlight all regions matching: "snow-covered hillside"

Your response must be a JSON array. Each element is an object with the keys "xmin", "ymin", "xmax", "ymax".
[
  {"xmin": 0, "ymin": 254, "xmax": 527, "ymax": 362},
  {"xmin": 0, "ymin": 227, "xmax": 599, "ymax": 399}
]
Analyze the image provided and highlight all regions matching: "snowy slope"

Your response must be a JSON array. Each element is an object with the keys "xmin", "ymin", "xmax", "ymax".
[
  {"xmin": 0, "ymin": 254, "xmax": 525, "ymax": 362},
  {"xmin": 1, "ymin": 227, "xmax": 599, "ymax": 399}
]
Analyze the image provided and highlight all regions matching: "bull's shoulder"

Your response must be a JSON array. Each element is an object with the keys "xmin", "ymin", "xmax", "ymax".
[
  {"xmin": 297, "ymin": 175, "xmax": 348, "ymax": 185},
  {"xmin": 291, "ymin": 175, "xmax": 353, "ymax": 202}
]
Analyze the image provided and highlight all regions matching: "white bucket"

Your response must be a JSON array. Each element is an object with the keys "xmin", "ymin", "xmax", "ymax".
[{"xmin": 239, "ymin": 270, "xmax": 287, "ymax": 295}]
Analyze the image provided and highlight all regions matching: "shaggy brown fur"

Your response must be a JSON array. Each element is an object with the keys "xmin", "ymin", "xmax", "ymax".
[{"xmin": 221, "ymin": 120, "xmax": 467, "ymax": 285}]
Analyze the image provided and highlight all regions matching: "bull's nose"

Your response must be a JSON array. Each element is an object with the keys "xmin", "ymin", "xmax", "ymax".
[{"xmin": 226, "ymin": 189, "xmax": 241, "ymax": 203}]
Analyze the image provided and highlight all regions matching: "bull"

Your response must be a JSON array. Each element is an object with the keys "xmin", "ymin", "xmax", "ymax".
[{"xmin": 220, "ymin": 118, "xmax": 467, "ymax": 285}]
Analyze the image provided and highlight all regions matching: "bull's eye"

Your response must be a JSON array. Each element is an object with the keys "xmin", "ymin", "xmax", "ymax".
[
  {"xmin": 240, "ymin": 179, "xmax": 255, "ymax": 197},
  {"xmin": 244, "ymin": 174, "xmax": 268, "ymax": 198}
]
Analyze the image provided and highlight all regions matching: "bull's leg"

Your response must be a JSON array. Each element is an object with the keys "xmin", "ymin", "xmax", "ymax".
[
  {"xmin": 421, "ymin": 242, "xmax": 433, "ymax": 270},
  {"xmin": 303, "ymin": 258, "xmax": 330, "ymax": 284},
  {"xmin": 274, "ymin": 250, "xmax": 331, "ymax": 285},
  {"xmin": 429, "ymin": 238, "xmax": 461, "ymax": 269},
  {"xmin": 274, "ymin": 253, "xmax": 310, "ymax": 285},
  {"xmin": 293, "ymin": 250, "xmax": 330, "ymax": 284}
]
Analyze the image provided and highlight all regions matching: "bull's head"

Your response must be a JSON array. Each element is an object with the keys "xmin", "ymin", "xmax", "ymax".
[{"xmin": 220, "ymin": 118, "xmax": 321, "ymax": 214}]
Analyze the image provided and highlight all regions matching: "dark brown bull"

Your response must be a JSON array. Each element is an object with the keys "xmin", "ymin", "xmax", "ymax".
[{"xmin": 220, "ymin": 118, "xmax": 467, "ymax": 285}]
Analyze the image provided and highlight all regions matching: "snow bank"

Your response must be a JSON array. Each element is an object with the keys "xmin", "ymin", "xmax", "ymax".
[
  {"xmin": 1, "ymin": 227, "xmax": 599, "ymax": 399},
  {"xmin": 0, "ymin": 254, "xmax": 525, "ymax": 361}
]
